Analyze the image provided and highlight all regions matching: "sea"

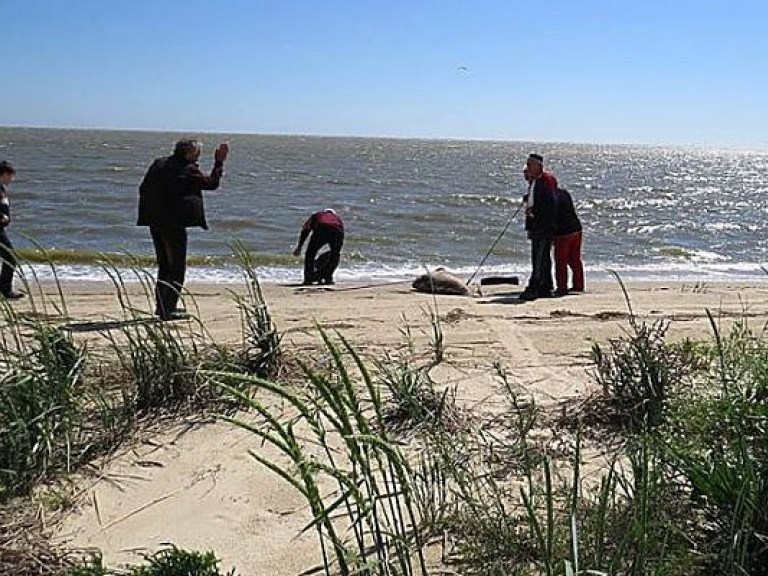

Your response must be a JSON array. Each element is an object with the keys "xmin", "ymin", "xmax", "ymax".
[{"xmin": 1, "ymin": 126, "xmax": 767, "ymax": 285}]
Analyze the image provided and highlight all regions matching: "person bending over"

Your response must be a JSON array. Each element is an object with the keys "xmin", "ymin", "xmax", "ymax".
[
  {"xmin": 293, "ymin": 209, "xmax": 345, "ymax": 285},
  {"xmin": 137, "ymin": 138, "xmax": 229, "ymax": 320},
  {"xmin": 553, "ymin": 187, "xmax": 584, "ymax": 296}
]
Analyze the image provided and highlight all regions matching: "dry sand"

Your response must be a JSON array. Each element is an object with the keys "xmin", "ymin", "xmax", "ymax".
[{"xmin": 40, "ymin": 277, "xmax": 768, "ymax": 575}]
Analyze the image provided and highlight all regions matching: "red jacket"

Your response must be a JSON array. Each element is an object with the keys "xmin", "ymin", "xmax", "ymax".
[{"xmin": 304, "ymin": 210, "xmax": 344, "ymax": 232}]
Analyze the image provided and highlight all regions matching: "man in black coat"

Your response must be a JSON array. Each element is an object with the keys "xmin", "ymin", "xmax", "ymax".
[
  {"xmin": 520, "ymin": 153, "xmax": 557, "ymax": 300},
  {"xmin": 137, "ymin": 138, "xmax": 229, "ymax": 320}
]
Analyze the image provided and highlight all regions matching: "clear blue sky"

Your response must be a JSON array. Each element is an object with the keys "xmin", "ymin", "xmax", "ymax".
[{"xmin": 3, "ymin": 0, "xmax": 767, "ymax": 146}]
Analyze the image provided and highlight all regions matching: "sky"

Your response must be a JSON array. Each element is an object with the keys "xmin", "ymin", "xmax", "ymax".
[{"xmin": 2, "ymin": 0, "xmax": 767, "ymax": 147}]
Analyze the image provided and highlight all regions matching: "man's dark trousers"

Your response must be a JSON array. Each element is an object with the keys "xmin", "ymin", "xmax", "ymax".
[
  {"xmin": 0, "ymin": 229, "xmax": 17, "ymax": 296},
  {"xmin": 304, "ymin": 225, "xmax": 344, "ymax": 284},
  {"xmin": 528, "ymin": 234, "xmax": 554, "ymax": 296},
  {"xmin": 150, "ymin": 226, "xmax": 188, "ymax": 318}
]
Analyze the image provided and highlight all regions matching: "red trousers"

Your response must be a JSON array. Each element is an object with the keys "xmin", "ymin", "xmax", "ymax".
[{"xmin": 554, "ymin": 231, "xmax": 584, "ymax": 293}]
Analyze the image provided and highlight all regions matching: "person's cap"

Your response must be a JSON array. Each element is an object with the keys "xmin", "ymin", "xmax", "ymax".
[{"xmin": 528, "ymin": 153, "xmax": 544, "ymax": 163}]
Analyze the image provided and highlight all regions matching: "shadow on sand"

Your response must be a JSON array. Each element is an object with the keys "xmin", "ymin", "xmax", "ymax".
[
  {"xmin": 477, "ymin": 291, "xmax": 528, "ymax": 305},
  {"xmin": 62, "ymin": 316, "xmax": 177, "ymax": 333}
]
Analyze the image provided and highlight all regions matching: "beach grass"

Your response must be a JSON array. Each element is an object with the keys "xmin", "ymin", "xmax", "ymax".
[
  {"xmin": 3, "ymin": 254, "xmax": 768, "ymax": 575},
  {"xmin": 0, "ymin": 247, "xmax": 281, "ymax": 574},
  {"xmin": 212, "ymin": 327, "xmax": 430, "ymax": 576},
  {"xmin": 0, "ymin": 291, "xmax": 90, "ymax": 497},
  {"xmin": 1, "ymin": 248, "xmax": 282, "ymax": 501},
  {"xmin": 64, "ymin": 546, "xmax": 237, "ymax": 576}
]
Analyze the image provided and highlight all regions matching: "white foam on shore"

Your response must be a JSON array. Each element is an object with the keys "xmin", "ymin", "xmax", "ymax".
[{"xmin": 17, "ymin": 259, "xmax": 768, "ymax": 286}]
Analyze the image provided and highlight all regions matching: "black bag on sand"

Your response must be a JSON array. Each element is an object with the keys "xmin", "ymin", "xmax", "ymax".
[{"xmin": 480, "ymin": 276, "xmax": 520, "ymax": 286}]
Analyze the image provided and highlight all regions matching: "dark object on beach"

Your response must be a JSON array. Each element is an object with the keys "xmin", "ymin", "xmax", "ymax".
[
  {"xmin": 480, "ymin": 275, "xmax": 520, "ymax": 286},
  {"xmin": 412, "ymin": 269, "xmax": 472, "ymax": 296}
]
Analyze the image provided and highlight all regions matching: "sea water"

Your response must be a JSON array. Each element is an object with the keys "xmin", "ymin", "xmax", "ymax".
[{"xmin": 1, "ymin": 126, "xmax": 767, "ymax": 284}]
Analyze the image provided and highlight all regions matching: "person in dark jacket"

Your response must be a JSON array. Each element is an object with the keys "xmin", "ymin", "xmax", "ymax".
[
  {"xmin": 137, "ymin": 138, "xmax": 229, "ymax": 320},
  {"xmin": 553, "ymin": 187, "xmax": 584, "ymax": 296},
  {"xmin": 519, "ymin": 153, "xmax": 557, "ymax": 301},
  {"xmin": 0, "ymin": 161, "xmax": 23, "ymax": 300},
  {"xmin": 293, "ymin": 209, "xmax": 345, "ymax": 285}
]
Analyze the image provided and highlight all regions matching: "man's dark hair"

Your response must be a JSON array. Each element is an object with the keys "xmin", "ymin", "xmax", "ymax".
[
  {"xmin": 173, "ymin": 138, "xmax": 202, "ymax": 158},
  {"xmin": 0, "ymin": 161, "xmax": 16, "ymax": 175},
  {"xmin": 528, "ymin": 153, "xmax": 544, "ymax": 163}
]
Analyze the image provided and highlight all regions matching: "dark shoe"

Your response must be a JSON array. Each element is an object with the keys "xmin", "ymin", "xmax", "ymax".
[
  {"xmin": 322, "ymin": 278, "xmax": 335, "ymax": 285},
  {"xmin": 518, "ymin": 290, "xmax": 538, "ymax": 302},
  {"xmin": 554, "ymin": 289, "xmax": 569, "ymax": 297},
  {"xmin": 570, "ymin": 288, "xmax": 584, "ymax": 294},
  {"xmin": 155, "ymin": 306, "xmax": 186, "ymax": 314},
  {"xmin": 1, "ymin": 291, "xmax": 24, "ymax": 300},
  {"xmin": 157, "ymin": 310, "xmax": 191, "ymax": 321}
]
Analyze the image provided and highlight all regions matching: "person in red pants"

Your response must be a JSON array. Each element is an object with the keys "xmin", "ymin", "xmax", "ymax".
[{"xmin": 553, "ymin": 187, "xmax": 584, "ymax": 296}]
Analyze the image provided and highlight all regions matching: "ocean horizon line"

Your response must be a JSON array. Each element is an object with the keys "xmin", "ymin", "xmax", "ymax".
[{"xmin": 3, "ymin": 124, "xmax": 766, "ymax": 151}]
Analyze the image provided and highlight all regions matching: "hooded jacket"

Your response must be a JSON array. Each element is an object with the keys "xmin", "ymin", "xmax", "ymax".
[
  {"xmin": 304, "ymin": 209, "xmax": 344, "ymax": 232},
  {"xmin": 554, "ymin": 188, "xmax": 582, "ymax": 237}
]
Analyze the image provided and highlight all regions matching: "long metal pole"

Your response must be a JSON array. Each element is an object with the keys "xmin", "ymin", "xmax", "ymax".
[{"xmin": 465, "ymin": 201, "xmax": 524, "ymax": 286}]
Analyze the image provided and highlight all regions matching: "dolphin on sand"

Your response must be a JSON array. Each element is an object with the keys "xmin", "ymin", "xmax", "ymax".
[{"xmin": 412, "ymin": 268, "xmax": 474, "ymax": 296}]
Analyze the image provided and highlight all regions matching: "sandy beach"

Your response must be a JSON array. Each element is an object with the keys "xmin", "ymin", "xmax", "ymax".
[{"xmin": 41, "ymin": 277, "xmax": 768, "ymax": 575}]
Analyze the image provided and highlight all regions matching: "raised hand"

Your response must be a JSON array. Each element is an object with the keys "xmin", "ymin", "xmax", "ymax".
[{"xmin": 214, "ymin": 142, "xmax": 230, "ymax": 163}]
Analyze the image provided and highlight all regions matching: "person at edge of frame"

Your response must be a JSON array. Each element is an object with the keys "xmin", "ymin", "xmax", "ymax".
[{"xmin": 0, "ymin": 160, "xmax": 24, "ymax": 300}]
